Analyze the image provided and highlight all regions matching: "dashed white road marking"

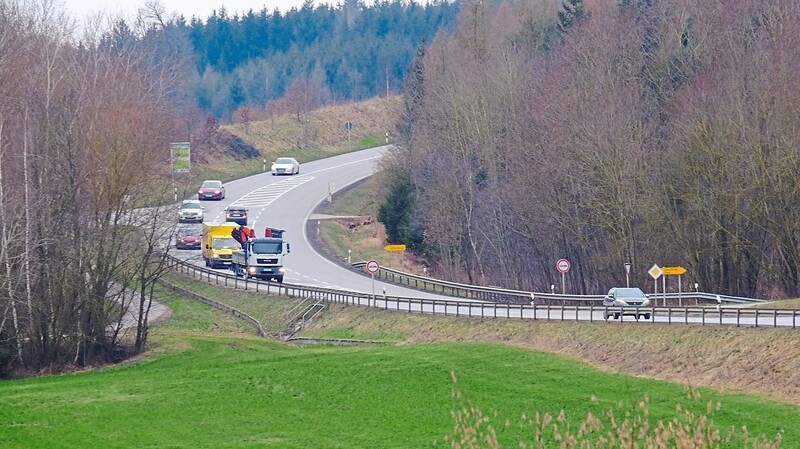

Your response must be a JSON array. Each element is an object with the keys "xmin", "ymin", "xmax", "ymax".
[{"xmin": 232, "ymin": 175, "xmax": 313, "ymax": 208}]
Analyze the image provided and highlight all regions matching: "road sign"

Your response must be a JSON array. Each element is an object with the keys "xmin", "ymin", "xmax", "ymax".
[
  {"xmin": 648, "ymin": 264, "xmax": 663, "ymax": 279},
  {"xmin": 556, "ymin": 259, "xmax": 571, "ymax": 274},
  {"xmin": 170, "ymin": 142, "xmax": 191, "ymax": 173},
  {"xmin": 365, "ymin": 259, "xmax": 380, "ymax": 274},
  {"xmin": 662, "ymin": 266, "xmax": 687, "ymax": 276},
  {"xmin": 344, "ymin": 121, "xmax": 353, "ymax": 130},
  {"xmin": 384, "ymin": 244, "xmax": 406, "ymax": 252}
]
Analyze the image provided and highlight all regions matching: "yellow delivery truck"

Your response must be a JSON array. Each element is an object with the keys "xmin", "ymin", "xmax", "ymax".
[{"xmin": 202, "ymin": 222, "xmax": 240, "ymax": 268}]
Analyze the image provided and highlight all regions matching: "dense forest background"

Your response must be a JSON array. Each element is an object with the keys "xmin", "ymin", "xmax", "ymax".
[
  {"xmin": 386, "ymin": 0, "xmax": 800, "ymax": 299},
  {"xmin": 113, "ymin": 0, "xmax": 462, "ymax": 119}
]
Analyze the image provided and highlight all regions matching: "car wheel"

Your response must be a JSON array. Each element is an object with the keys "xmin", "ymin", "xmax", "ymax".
[
  {"xmin": 644, "ymin": 313, "xmax": 651, "ymax": 320},
  {"xmin": 613, "ymin": 312, "xmax": 620, "ymax": 319},
  {"xmin": 276, "ymin": 276, "xmax": 284, "ymax": 283}
]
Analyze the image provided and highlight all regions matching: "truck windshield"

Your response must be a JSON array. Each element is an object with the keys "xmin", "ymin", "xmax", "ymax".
[
  {"xmin": 213, "ymin": 237, "xmax": 239, "ymax": 249},
  {"xmin": 250, "ymin": 241, "xmax": 282, "ymax": 254}
]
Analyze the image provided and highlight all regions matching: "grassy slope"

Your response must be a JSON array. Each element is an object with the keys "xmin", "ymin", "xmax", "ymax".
[{"xmin": 0, "ymin": 283, "xmax": 794, "ymax": 448}]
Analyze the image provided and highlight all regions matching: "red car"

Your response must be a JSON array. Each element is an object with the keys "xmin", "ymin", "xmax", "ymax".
[
  {"xmin": 198, "ymin": 180, "xmax": 225, "ymax": 200},
  {"xmin": 175, "ymin": 226, "xmax": 201, "ymax": 250}
]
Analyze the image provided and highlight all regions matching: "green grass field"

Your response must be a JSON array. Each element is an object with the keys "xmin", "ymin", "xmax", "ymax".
[{"xmin": 0, "ymin": 286, "xmax": 794, "ymax": 448}]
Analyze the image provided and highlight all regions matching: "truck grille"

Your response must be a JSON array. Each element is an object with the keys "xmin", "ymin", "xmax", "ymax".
[{"xmin": 256, "ymin": 258, "xmax": 278, "ymax": 264}]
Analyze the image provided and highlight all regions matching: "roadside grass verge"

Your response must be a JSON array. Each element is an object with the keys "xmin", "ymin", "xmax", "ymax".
[
  {"xmin": 317, "ymin": 177, "xmax": 421, "ymax": 272},
  {"xmin": 0, "ymin": 336, "xmax": 792, "ymax": 448},
  {"xmin": 0, "ymin": 272, "xmax": 794, "ymax": 448}
]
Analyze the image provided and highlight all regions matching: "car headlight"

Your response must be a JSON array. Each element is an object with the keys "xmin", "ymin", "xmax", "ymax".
[
  {"xmin": 212, "ymin": 254, "xmax": 220, "ymax": 259},
  {"xmin": 248, "ymin": 267, "xmax": 256, "ymax": 274},
  {"xmin": 642, "ymin": 298, "xmax": 650, "ymax": 306},
  {"xmin": 279, "ymin": 267, "xmax": 285, "ymax": 273}
]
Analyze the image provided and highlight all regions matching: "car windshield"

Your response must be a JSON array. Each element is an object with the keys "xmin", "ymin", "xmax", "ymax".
[
  {"xmin": 176, "ymin": 228, "xmax": 197, "ymax": 237},
  {"xmin": 212, "ymin": 237, "xmax": 239, "ymax": 249},
  {"xmin": 613, "ymin": 288, "xmax": 646, "ymax": 299},
  {"xmin": 181, "ymin": 203, "xmax": 202, "ymax": 210},
  {"xmin": 250, "ymin": 241, "xmax": 282, "ymax": 254},
  {"xmin": 275, "ymin": 158, "xmax": 294, "ymax": 164},
  {"xmin": 202, "ymin": 181, "xmax": 221, "ymax": 189}
]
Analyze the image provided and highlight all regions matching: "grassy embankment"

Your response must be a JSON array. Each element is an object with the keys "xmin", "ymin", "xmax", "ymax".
[
  {"xmin": 169, "ymin": 97, "xmax": 400, "ymax": 200},
  {"xmin": 0, "ymin": 278, "xmax": 793, "ymax": 448}
]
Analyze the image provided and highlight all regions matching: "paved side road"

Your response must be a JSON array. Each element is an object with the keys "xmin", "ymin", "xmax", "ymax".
[{"xmin": 112, "ymin": 284, "xmax": 172, "ymax": 332}]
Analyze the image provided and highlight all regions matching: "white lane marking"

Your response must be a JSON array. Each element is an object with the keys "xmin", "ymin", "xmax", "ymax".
[{"xmin": 233, "ymin": 175, "xmax": 313, "ymax": 208}]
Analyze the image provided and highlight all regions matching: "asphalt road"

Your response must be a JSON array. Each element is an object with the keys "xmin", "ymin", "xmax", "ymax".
[{"xmin": 178, "ymin": 146, "xmax": 462, "ymax": 301}]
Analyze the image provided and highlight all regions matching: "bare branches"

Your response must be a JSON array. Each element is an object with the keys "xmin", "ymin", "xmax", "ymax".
[{"xmin": 402, "ymin": 0, "xmax": 800, "ymax": 297}]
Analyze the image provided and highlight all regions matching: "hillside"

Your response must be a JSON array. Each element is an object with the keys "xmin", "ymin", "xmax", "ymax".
[{"xmin": 170, "ymin": 96, "xmax": 402, "ymax": 198}]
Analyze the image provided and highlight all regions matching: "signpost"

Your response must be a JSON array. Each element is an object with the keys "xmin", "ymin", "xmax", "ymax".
[
  {"xmin": 624, "ymin": 262, "xmax": 631, "ymax": 287},
  {"xmin": 648, "ymin": 264, "xmax": 662, "ymax": 304},
  {"xmin": 345, "ymin": 121, "xmax": 353, "ymax": 151},
  {"xmin": 663, "ymin": 266, "xmax": 687, "ymax": 306},
  {"xmin": 170, "ymin": 142, "xmax": 191, "ymax": 174},
  {"xmin": 365, "ymin": 259, "xmax": 380, "ymax": 306},
  {"xmin": 556, "ymin": 259, "xmax": 570, "ymax": 294}
]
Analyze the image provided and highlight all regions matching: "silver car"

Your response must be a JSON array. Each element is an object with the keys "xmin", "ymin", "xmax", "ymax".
[
  {"xmin": 178, "ymin": 200, "xmax": 204, "ymax": 223},
  {"xmin": 603, "ymin": 287, "xmax": 651, "ymax": 320},
  {"xmin": 271, "ymin": 157, "xmax": 300, "ymax": 175}
]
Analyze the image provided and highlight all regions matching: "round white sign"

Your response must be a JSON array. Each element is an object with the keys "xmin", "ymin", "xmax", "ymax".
[
  {"xmin": 556, "ymin": 259, "xmax": 571, "ymax": 274},
  {"xmin": 366, "ymin": 259, "xmax": 380, "ymax": 274}
]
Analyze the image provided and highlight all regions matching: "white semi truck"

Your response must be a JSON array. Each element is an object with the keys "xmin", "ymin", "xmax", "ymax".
[{"xmin": 230, "ymin": 236, "xmax": 290, "ymax": 282}]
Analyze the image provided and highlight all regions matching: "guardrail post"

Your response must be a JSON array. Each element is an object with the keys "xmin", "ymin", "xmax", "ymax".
[
  {"xmin": 547, "ymin": 304, "xmax": 551, "ymax": 321},
  {"xmin": 774, "ymin": 310, "xmax": 777, "ymax": 328},
  {"xmin": 702, "ymin": 308, "xmax": 705, "ymax": 325},
  {"xmin": 684, "ymin": 307, "xmax": 688, "ymax": 324},
  {"xmin": 755, "ymin": 309, "xmax": 759, "ymax": 327},
  {"xmin": 589, "ymin": 305, "xmax": 593, "ymax": 322}
]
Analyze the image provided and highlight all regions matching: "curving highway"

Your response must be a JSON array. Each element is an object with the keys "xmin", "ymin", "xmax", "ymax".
[
  {"xmin": 170, "ymin": 147, "xmax": 798, "ymax": 328},
  {"xmin": 177, "ymin": 146, "xmax": 463, "ymax": 301}
]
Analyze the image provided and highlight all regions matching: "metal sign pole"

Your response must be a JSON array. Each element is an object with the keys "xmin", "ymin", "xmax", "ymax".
[
  {"xmin": 371, "ymin": 273, "xmax": 375, "ymax": 306},
  {"xmin": 561, "ymin": 272, "xmax": 565, "ymax": 294}
]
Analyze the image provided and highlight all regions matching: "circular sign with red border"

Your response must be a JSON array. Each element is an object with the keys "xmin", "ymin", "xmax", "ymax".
[
  {"xmin": 556, "ymin": 259, "xmax": 571, "ymax": 274},
  {"xmin": 365, "ymin": 259, "xmax": 380, "ymax": 274}
]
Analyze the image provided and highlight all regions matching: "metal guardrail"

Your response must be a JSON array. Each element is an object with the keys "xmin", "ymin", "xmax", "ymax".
[
  {"xmin": 167, "ymin": 255, "xmax": 797, "ymax": 328},
  {"xmin": 350, "ymin": 261, "xmax": 764, "ymax": 305}
]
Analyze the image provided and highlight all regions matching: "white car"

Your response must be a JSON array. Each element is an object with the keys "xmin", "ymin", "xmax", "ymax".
[
  {"xmin": 603, "ymin": 287, "xmax": 651, "ymax": 320},
  {"xmin": 178, "ymin": 200, "xmax": 204, "ymax": 223},
  {"xmin": 271, "ymin": 157, "xmax": 300, "ymax": 176}
]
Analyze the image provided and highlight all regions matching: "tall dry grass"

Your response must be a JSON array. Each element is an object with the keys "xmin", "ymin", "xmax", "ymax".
[{"xmin": 447, "ymin": 373, "xmax": 782, "ymax": 449}]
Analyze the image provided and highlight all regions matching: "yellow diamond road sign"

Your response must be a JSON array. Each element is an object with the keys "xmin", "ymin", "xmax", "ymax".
[
  {"xmin": 384, "ymin": 244, "xmax": 407, "ymax": 252},
  {"xmin": 648, "ymin": 264, "xmax": 663, "ymax": 279},
  {"xmin": 662, "ymin": 266, "xmax": 687, "ymax": 276}
]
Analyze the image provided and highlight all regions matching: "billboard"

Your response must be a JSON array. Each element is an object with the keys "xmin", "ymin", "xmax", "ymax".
[{"xmin": 170, "ymin": 142, "xmax": 191, "ymax": 173}]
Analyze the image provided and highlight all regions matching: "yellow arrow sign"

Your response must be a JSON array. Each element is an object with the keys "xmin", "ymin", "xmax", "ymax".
[
  {"xmin": 662, "ymin": 266, "xmax": 687, "ymax": 276},
  {"xmin": 384, "ymin": 244, "xmax": 407, "ymax": 252}
]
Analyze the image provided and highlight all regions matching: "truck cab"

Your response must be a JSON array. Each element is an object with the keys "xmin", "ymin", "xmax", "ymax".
[{"xmin": 230, "ymin": 237, "xmax": 291, "ymax": 282}]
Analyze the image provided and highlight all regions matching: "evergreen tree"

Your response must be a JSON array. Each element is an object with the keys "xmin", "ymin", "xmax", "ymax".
[{"xmin": 378, "ymin": 172, "xmax": 417, "ymax": 245}]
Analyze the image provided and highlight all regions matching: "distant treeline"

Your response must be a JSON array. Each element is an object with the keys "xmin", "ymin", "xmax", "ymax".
[{"xmin": 112, "ymin": 0, "xmax": 462, "ymax": 119}]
